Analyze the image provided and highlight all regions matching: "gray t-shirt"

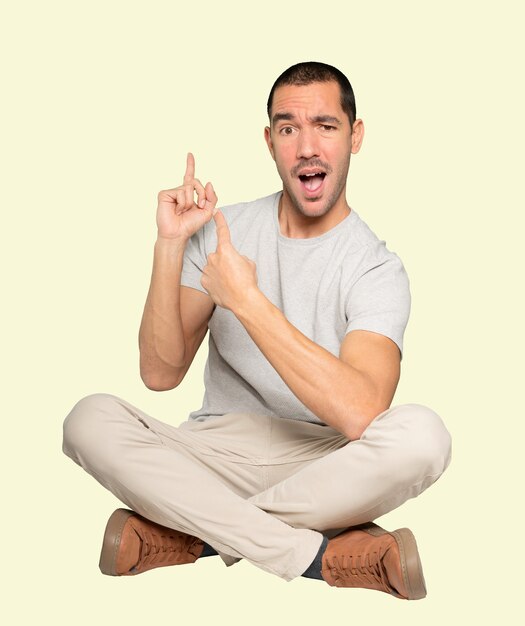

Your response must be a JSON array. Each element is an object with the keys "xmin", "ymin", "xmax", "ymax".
[{"xmin": 180, "ymin": 191, "xmax": 410, "ymax": 425}]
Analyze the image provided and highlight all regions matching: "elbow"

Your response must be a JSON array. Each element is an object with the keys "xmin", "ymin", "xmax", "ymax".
[
  {"xmin": 343, "ymin": 401, "xmax": 390, "ymax": 441},
  {"xmin": 343, "ymin": 422, "xmax": 367, "ymax": 441},
  {"xmin": 142, "ymin": 380, "xmax": 178, "ymax": 392},
  {"xmin": 139, "ymin": 353, "xmax": 183, "ymax": 391},
  {"xmin": 140, "ymin": 369, "xmax": 181, "ymax": 392}
]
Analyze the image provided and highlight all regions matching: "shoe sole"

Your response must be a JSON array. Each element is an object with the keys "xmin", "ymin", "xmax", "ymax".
[
  {"xmin": 99, "ymin": 508, "xmax": 135, "ymax": 576},
  {"xmin": 360, "ymin": 522, "xmax": 427, "ymax": 600}
]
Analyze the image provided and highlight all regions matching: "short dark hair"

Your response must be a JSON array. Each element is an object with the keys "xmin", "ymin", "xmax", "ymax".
[{"xmin": 267, "ymin": 61, "xmax": 356, "ymax": 127}]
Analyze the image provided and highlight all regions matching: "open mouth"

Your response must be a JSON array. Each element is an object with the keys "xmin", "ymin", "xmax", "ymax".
[{"xmin": 298, "ymin": 172, "xmax": 327, "ymax": 194}]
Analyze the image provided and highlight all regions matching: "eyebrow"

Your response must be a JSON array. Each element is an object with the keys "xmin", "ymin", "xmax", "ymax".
[
  {"xmin": 272, "ymin": 112, "xmax": 294, "ymax": 126},
  {"xmin": 272, "ymin": 112, "xmax": 342, "ymax": 127},
  {"xmin": 311, "ymin": 115, "xmax": 342, "ymax": 126}
]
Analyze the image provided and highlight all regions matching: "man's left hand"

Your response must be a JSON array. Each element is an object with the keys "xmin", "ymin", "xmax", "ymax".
[{"xmin": 201, "ymin": 210, "xmax": 259, "ymax": 312}]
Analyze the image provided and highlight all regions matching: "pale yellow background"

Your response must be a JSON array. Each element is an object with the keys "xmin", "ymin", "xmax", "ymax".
[{"xmin": 1, "ymin": 0, "xmax": 523, "ymax": 623}]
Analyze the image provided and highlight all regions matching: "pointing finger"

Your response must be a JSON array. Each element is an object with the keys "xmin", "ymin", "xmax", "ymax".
[
  {"xmin": 213, "ymin": 210, "xmax": 231, "ymax": 246},
  {"xmin": 183, "ymin": 152, "xmax": 195, "ymax": 184}
]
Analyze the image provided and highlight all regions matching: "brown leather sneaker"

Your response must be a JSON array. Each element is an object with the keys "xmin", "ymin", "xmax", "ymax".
[
  {"xmin": 99, "ymin": 509, "xmax": 205, "ymax": 576},
  {"xmin": 321, "ymin": 522, "xmax": 427, "ymax": 600}
]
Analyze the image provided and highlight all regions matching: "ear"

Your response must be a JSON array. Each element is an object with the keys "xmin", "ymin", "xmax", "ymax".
[
  {"xmin": 351, "ymin": 119, "xmax": 365, "ymax": 154},
  {"xmin": 264, "ymin": 126, "xmax": 275, "ymax": 161}
]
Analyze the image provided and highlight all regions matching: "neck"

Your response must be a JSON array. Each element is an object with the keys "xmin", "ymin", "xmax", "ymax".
[{"xmin": 278, "ymin": 191, "xmax": 351, "ymax": 239}]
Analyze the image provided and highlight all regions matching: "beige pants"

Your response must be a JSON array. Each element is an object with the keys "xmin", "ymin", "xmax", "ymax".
[{"xmin": 62, "ymin": 394, "xmax": 452, "ymax": 582}]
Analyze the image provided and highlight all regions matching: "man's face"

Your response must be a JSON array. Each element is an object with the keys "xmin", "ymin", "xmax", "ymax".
[{"xmin": 265, "ymin": 81, "xmax": 363, "ymax": 218}]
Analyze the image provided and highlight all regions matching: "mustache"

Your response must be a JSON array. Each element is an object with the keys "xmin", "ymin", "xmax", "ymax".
[{"xmin": 291, "ymin": 159, "xmax": 332, "ymax": 178}]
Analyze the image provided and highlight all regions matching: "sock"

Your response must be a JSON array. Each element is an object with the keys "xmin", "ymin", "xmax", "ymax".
[
  {"xmin": 301, "ymin": 535, "xmax": 329, "ymax": 580},
  {"xmin": 200, "ymin": 541, "xmax": 219, "ymax": 558}
]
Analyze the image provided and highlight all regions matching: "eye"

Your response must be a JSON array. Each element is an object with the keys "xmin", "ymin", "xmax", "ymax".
[
  {"xmin": 320, "ymin": 125, "xmax": 336, "ymax": 132},
  {"xmin": 279, "ymin": 126, "xmax": 296, "ymax": 136}
]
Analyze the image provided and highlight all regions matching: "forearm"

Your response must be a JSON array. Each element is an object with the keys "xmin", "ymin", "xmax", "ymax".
[
  {"xmin": 139, "ymin": 237, "xmax": 188, "ymax": 389},
  {"xmin": 234, "ymin": 289, "xmax": 379, "ymax": 440}
]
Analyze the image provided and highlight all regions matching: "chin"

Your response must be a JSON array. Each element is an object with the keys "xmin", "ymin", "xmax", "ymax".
[{"xmin": 296, "ymin": 198, "xmax": 332, "ymax": 218}]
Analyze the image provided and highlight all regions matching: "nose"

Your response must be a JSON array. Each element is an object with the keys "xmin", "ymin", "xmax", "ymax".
[{"xmin": 296, "ymin": 128, "xmax": 320, "ymax": 160}]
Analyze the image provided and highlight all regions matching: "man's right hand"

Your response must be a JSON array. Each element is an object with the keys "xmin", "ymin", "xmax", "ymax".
[{"xmin": 156, "ymin": 152, "xmax": 218, "ymax": 241}]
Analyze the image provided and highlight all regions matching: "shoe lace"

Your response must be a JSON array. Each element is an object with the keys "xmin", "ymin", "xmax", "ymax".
[
  {"xmin": 134, "ymin": 526, "xmax": 199, "ymax": 567},
  {"xmin": 325, "ymin": 546, "xmax": 390, "ymax": 592}
]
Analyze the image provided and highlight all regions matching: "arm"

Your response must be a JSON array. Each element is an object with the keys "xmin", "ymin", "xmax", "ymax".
[
  {"xmin": 139, "ymin": 240, "xmax": 214, "ymax": 390},
  {"xmin": 201, "ymin": 211, "xmax": 401, "ymax": 439},
  {"xmin": 234, "ymin": 290, "xmax": 400, "ymax": 440},
  {"xmin": 138, "ymin": 153, "xmax": 217, "ymax": 391}
]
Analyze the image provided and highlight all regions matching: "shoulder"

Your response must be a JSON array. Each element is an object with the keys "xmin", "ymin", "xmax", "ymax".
[{"xmin": 343, "ymin": 210, "xmax": 408, "ymax": 285}]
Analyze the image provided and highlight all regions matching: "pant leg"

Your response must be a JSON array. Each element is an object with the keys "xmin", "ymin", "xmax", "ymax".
[
  {"xmin": 63, "ymin": 396, "xmax": 452, "ymax": 582},
  {"xmin": 62, "ymin": 393, "xmax": 323, "ymax": 581},
  {"xmin": 249, "ymin": 403, "xmax": 452, "ymax": 533},
  {"xmin": 202, "ymin": 403, "xmax": 451, "ymax": 571}
]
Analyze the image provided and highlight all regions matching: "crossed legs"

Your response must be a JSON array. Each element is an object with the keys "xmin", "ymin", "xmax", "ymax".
[{"xmin": 62, "ymin": 393, "xmax": 451, "ymax": 581}]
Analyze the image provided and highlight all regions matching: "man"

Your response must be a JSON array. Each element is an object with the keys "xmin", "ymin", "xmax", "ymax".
[{"xmin": 63, "ymin": 62, "xmax": 452, "ymax": 600}]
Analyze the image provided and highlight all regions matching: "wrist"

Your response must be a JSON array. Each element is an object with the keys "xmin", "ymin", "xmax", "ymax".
[
  {"xmin": 156, "ymin": 231, "xmax": 188, "ymax": 242},
  {"xmin": 153, "ymin": 236, "xmax": 188, "ymax": 268},
  {"xmin": 233, "ymin": 287, "xmax": 267, "ymax": 321},
  {"xmin": 155, "ymin": 235, "xmax": 187, "ymax": 251}
]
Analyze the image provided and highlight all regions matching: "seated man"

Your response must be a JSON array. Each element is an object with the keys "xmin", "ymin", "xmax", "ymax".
[{"xmin": 62, "ymin": 61, "xmax": 452, "ymax": 600}]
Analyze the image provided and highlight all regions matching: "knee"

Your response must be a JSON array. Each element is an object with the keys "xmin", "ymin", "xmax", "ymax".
[
  {"xmin": 392, "ymin": 403, "xmax": 452, "ymax": 478},
  {"xmin": 62, "ymin": 393, "xmax": 121, "ymax": 462}
]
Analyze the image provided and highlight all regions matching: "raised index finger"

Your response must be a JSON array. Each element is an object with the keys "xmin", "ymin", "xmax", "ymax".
[{"xmin": 183, "ymin": 152, "xmax": 195, "ymax": 184}]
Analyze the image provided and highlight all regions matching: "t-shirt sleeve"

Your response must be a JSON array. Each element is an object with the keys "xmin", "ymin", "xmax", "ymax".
[
  {"xmin": 180, "ymin": 226, "xmax": 209, "ymax": 295},
  {"xmin": 344, "ymin": 249, "xmax": 411, "ymax": 359}
]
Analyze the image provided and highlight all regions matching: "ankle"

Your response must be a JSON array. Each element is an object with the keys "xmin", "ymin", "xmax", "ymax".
[
  {"xmin": 301, "ymin": 535, "xmax": 329, "ymax": 580},
  {"xmin": 200, "ymin": 541, "xmax": 218, "ymax": 558}
]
